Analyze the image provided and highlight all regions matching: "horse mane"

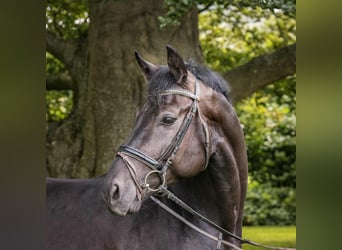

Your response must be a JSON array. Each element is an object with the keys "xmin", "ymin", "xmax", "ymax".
[{"xmin": 147, "ymin": 60, "xmax": 231, "ymax": 104}]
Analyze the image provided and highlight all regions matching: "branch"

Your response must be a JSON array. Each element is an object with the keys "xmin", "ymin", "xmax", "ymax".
[
  {"xmin": 198, "ymin": 1, "xmax": 214, "ymax": 13},
  {"xmin": 223, "ymin": 43, "xmax": 296, "ymax": 102},
  {"xmin": 46, "ymin": 31, "xmax": 77, "ymax": 67},
  {"xmin": 46, "ymin": 74, "xmax": 73, "ymax": 90}
]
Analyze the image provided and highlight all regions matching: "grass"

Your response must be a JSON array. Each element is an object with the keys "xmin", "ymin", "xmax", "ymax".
[{"xmin": 242, "ymin": 226, "xmax": 296, "ymax": 250}]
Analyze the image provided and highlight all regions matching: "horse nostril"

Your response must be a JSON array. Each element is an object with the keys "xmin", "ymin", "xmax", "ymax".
[{"xmin": 111, "ymin": 184, "xmax": 120, "ymax": 202}]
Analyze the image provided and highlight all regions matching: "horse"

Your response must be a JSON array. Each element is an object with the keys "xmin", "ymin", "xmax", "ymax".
[{"xmin": 47, "ymin": 45, "xmax": 248, "ymax": 250}]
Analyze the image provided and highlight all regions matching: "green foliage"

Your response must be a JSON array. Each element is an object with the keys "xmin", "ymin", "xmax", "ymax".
[
  {"xmin": 158, "ymin": 0, "xmax": 196, "ymax": 28},
  {"xmin": 46, "ymin": 90, "xmax": 73, "ymax": 122},
  {"xmin": 229, "ymin": 0, "xmax": 296, "ymax": 18},
  {"xmin": 46, "ymin": 52, "xmax": 66, "ymax": 75},
  {"xmin": 244, "ymin": 181, "xmax": 296, "ymax": 226},
  {"xmin": 46, "ymin": 0, "xmax": 85, "ymax": 121},
  {"xmin": 236, "ymin": 78, "xmax": 296, "ymax": 225},
  {"xmin": 46, "ymin": 52, "xmax": 73, "ymax": 122},
  {"xmin": 199, "ymin": 4, "xmax": 296, "ymax": 71},
  {"xmin": 46, "ymin": 0, "xmax": 89, "ymax": 40},
  {"xmin": 158, "ymin": 0, "xmax": 296, "ymax": 28},
  {"xmin": 236, "ymin": 78, "xmax": 296, "ymax": 188},
  {"xmin": 238, "ymin": 79, "xmax": 296, "ymax": 226}
]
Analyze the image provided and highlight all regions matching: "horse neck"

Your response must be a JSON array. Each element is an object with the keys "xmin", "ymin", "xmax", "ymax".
[
  {"xmin": 170, "ymin": 163, "xmax": 233, "ymax": 225},
  {"xmin": 175, "ymin": 89, "xmax": 248, "ymax": 243}
]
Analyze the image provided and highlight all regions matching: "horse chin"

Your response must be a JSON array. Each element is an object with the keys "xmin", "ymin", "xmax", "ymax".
[
  {"xmin": 107, "ymin": 197, "xmax": 142, "ymax": 216},
  {"xmin": 127, "ymin": 200, "xmax": 142, "ymax": 214}
]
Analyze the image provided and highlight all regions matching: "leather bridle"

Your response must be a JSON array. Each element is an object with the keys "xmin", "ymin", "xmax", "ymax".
[
  {"xmin": 116, "ymin": 79, "xmax": 210, "ymax": 193},
  {"xmin": 114, "ymin": 79, "xmax": 295, "ymax": 250}
]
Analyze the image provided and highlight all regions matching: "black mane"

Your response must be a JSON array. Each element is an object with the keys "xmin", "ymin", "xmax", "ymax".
[{"xmin": 148, "ymin": 60, "xmax": 231, "ymax": 103}]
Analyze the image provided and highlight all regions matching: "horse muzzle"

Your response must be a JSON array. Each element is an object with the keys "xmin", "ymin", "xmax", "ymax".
[{"xmin": 102, "ymin": 160, "xmax": 144, "ymax": 216}]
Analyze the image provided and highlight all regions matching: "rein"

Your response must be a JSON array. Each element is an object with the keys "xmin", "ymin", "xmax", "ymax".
[
  {"xmin": 116, "ymin": 79, "xmax": 295, "ymax": 250},
  {"xmin": 151, "ymin": 187, "xmax": 296, "ymax": 250}
]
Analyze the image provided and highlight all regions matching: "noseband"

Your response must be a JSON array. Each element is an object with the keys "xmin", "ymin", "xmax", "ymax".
[{"xmin": 117, "ymin": 79, "xmax": 210, "ymax": 193}]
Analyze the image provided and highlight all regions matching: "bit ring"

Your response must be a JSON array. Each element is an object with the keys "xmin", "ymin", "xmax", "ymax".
[{"xmin": 142, "ymin": 170, "xmax": 166, "ymax": 192}]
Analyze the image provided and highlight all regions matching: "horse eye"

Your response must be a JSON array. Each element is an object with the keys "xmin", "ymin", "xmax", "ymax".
[{"xmin": 160, "ymin": 116, "xmax": 176, "ymax": 126}]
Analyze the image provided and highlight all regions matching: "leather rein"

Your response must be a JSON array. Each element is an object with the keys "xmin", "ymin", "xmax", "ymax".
[{"xmin": 116, "ymin": 79, "xmax": 295, "ymax": 250}]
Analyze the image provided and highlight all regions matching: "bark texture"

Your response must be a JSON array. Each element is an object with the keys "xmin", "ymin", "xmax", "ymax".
[{"xmin": 225, "ymin": 44, "xmax": 296, "ymax": 102}]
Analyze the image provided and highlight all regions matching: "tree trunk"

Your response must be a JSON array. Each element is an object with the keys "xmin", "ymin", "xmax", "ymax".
[{"xmin": 46, "ymin": 0, "xmax": 202, "ymax": 178}]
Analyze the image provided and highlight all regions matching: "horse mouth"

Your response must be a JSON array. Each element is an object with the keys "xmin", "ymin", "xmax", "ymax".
[
  {"xmin": 102, "ymin": 191, "xmax": 142, "ymax": 216},
  {"xmin": 111, "ymin": 202, "xmax": 141, "ymax": 216}
]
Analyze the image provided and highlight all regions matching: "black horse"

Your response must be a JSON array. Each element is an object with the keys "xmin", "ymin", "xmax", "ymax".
[{"xmin": 47, "ymin": 45, "xmax": 248, "ymax": 250}]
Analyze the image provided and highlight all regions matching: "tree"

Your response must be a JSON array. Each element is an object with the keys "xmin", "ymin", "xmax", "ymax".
[{"xmin": 46, "ymin": 0, "xmax": 296, "ymax": 178}]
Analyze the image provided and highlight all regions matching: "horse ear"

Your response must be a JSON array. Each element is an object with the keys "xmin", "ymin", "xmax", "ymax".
[
  {"xmin": 166, "ymin": 45, "xmax": 187, "ymax": 86},
  {"xmin": 135, "ymin": 51, "xmax": 159, "ymax": 82}
]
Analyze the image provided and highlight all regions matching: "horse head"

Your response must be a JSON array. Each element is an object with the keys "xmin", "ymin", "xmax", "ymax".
[{"xmin": 102, "ymin": 45, "xmax": 247, "ymax": 218}]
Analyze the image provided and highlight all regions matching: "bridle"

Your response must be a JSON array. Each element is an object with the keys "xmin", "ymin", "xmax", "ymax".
[
  {"xmin": 117, "ymin": 78, "xmax": 210, "ymax": 193},
  {"xmin": 115, "ymin": 78, "xmax": 295, "ymax": 250}
]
